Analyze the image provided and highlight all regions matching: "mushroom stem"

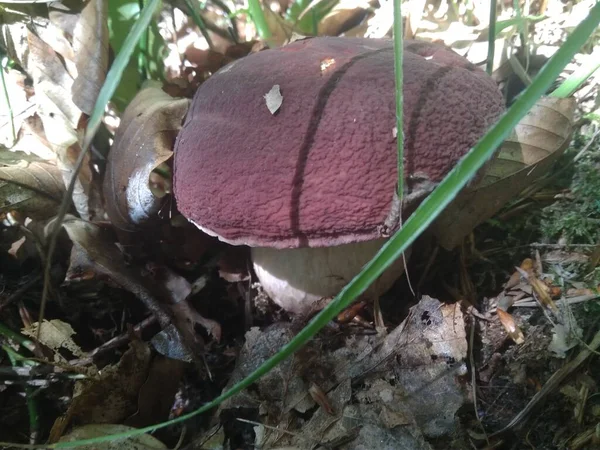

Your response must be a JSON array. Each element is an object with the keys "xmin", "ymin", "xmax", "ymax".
[{"xmin": 252, "ymin": 239, "xmax": 409, "ymax": 314}]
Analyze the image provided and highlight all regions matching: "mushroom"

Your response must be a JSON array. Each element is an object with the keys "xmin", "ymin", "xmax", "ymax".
[{"xmin": 173, "ymin": 37, "xmax": 505, "ymax": 314}]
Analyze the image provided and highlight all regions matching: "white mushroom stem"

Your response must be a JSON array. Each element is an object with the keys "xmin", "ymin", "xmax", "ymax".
[{"xmin": 252, "ymin": 239, "xmax": 409, "ymax": 314}]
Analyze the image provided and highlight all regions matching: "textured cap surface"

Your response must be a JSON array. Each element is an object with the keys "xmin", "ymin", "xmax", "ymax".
[{"xmin": 174, "ymin": 37, "xmax": 505, "ymax": 248}]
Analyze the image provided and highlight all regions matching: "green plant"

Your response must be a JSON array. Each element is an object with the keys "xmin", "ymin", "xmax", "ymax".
[{"xmin": 542, "ymin": 155, "xmax": 600, "ymax": 244}]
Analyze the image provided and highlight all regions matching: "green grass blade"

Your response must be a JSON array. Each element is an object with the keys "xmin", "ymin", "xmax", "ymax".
[
  {"xmin": 248, "ymin": 0, "xmax": 272, "ymax": 42},
  {"xmin": 393, "ymin": 0, "xmax": 403, "ymax": 201},
  {"xmin": 551, "ymin": 48, "xmax": 600, "ymax": 98},
  {"xmin": 487, "ymin": 0, "xmax": 497, "ymax": 74},
  {"xmin": 5, "ymin": 1, "xmax": 599, "ymax": 448}
]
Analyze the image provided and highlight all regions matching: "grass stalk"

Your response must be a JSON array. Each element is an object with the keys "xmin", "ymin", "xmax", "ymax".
[
  {"xmin": 487, "ymin": 0, "xmax": 497, "ymax": 74},
  {"xmin": 247, "ymin": 0, "xmax": 272, "ymax": 42}
]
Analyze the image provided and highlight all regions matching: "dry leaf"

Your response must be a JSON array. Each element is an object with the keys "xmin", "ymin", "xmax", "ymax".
[
  {"xmin": 26, "ymin": 30, "xmax": 91, "ymax": 219},
  {"xmin": 71, "ymin": 0, "xmax": 109, "ymax": 115},
  {"xmin": 67, "ymin": 340, "xmax": 152, "ymax": 425},
  {"xmin": 103, "ymin": 84, "xmax": 190, "ymax": 230},
  {"xmin": 125, "ymin": 355, "xmax": 185, "ymax": 428},
  {"xmin": 264, "ymin": 84, "xmax": 283, "ymax": 114},
  {"xmin": 21, "ymin": 319, "xmax": 84, "ymax": 361},
  {"xmin": 0, "ymin": 161, "xmax": 65, "ymax": 219},
  {"xmin": 496, "ymin": 308, "xmax": 525, "ymax": 344},
  {"xmin": 317, "ymin": 0, "xmax": 371, "ymax": 36},
  {"xmin": 3, "ymin": 115, "xmax": 57, "ymax": 162},
  {"xmin": 432, "ymin": 97, "xmax": 576, "ymax": 250}
]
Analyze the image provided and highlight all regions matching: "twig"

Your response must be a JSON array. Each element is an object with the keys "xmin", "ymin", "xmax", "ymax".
[
  {"xmin": 513, "ymin": 293, "xmax": 599, "ymax": 308},
  {"xmin": 0, "ymin": 274, "xmax": 41, "ymax": 312},
  {"xmin": 490, "ymin": 327, "xmax": 600, "ymax": 437},
  {"xmin": 469, "ymin": 312, "xmax": 489, "ymax": 444},
  {"xmin": 70, "ymin": 315, "xmax": 157, "ymax": 365}
]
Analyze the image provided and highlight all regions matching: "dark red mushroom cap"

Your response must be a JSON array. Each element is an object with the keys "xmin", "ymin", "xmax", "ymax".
[{"xmin": 174, "ymin": 37, "xmax": 505, "ymax": 248}]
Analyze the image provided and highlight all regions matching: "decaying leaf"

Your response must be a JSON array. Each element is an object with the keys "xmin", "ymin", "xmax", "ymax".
[
  {"xmin": 21, "ymin": 319, "xmax": 85, "ymax": 361},
  {"xmin": 103, "ymin": 83, "xmax": 190, "ymax": 230},
  {"xmin": 71, "ymin": 0, "xmax": 109, "ymax": 115},
  {"xmin": 218, "ymin": 296, "xmax": 467, "ymax": 448},
  {"xmin": 432, "ymin": 97, "xmax": 576, "ymax": 250},
  {"xmin": 0, "ymin": 161, "xmax": 65, "ymax": 219},
  {"xmin": 66, "ymin": 339, "xmax": 152, "ymax": 425},
  {"xmin": 58, "ymin": 424, "xmax": 166, "ymax": 449}
]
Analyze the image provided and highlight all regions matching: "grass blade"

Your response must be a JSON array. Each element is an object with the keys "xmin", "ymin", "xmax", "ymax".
[
  {"xmin": 248, "ymin": 0, "xmax": 272, "ymax": 42},
  {"xmin": 551, "ymin": 47, "xmax": 600, "ymax": 98},
  {"xmin": 487, "ymin": 0, "xmax": 497, "ymax": 74},
  {"xmin": 393, "ymin": 0, "xmax": 403, "ymax": 200}
]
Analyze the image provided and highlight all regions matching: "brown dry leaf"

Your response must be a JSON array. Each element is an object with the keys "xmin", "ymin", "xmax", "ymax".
[
  {"xmin": 125, "ymin": 355, "xmax": 185, "ymax": 428},
  {"xmin": 432, "ymin": 97, "xmax": 576, "ymax": 250},
  {"xmin": 317, "ymin": 0, "xmax": 371, "ymax": 36},
  {"xmin": 67, "ymin": 339, "xmax": 152, "ymax": 425},
  {"xmin": 263, "ymin": 7, "xmax": 293, "ymax": 46},
  {"xmin": 482, "ymin": 97, "xmax": 576, "ymax": 185},
  {"xmin": 103, "ymin": 84, "xmax": 189, "ymax": 230},
  {"xmin": 26, "ymin": 30, "xmax": 91, "ymax": 219},
  {"xmin": 0, "ymin": 161, "xmax": 65, "ymax": 219},
  {"xmin": 21, "ymin": 319, "xmax": 85, "ymax": 361},
  {"xmin": 71, "ymin": 0, "xmax": 109, "ymax": 115},
  {"xmin": 529, "ymin": 273, "xmax": 559, "ymax": 313},
  {"xmin": 505, "ymin": 258, "xmax": 535, "ymax": 290},
  {"xmin": 496, "ymin": 308, "xmax": 525, "ymax": 344}
]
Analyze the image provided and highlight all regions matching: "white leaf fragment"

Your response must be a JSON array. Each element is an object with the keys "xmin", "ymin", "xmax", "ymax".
[{"xmin": 264, "ymin": 85, "xmax": 283, "ymax": 115}]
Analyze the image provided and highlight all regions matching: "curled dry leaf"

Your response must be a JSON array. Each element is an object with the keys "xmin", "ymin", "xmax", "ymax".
[
  {"xmin": 0, "ymin": 161, "xmax": 65, "ymax": 219},
  {"xmin": 103, "ymin": 84, "xmax": 190, "ymax": 230},
  {"xmin": 432, "ymin": 97, "xmax": 576, "ymax": 250},
  {"xmin": 71, "ymin": 0, "xmax": 109, "ymax": 115}
]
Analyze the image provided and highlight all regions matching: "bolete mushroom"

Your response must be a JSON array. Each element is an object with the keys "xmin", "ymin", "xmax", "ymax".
[{"xmin": 174, "ymin": 37, "xmax": 505, "ymax": 314}]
